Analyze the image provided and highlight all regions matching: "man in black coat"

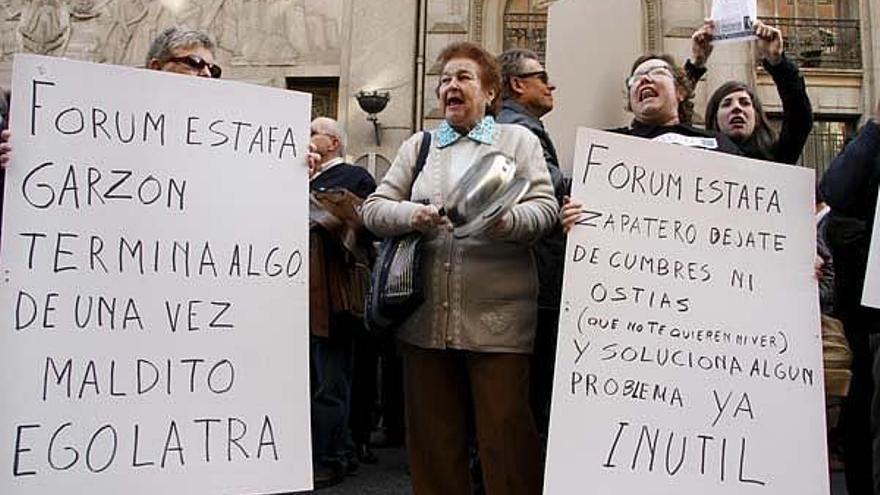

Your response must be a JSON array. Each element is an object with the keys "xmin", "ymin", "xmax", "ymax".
[
  {"xmin": 820, "ymin": 99, "xmax": 880, "ymax": 495},
  {"xmin": 310, "ymin": 117, "xmax": 376, "ymax": 198},
  {"xmin": 308, "ymin": 116, "xmax": 378, "ymax": 487},
  {"xmin": 496, "ymin": 48, "xmax": 566, "ymax": 438}
]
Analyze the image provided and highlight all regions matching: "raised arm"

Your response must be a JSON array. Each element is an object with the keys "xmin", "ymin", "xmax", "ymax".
[
  {"xmin": 755, "ymin": 20, "xmax": 814, "ymax": 165},
  {"xmin": 685, "ymin": 19, "xmax": 715, "ymax": 88}
]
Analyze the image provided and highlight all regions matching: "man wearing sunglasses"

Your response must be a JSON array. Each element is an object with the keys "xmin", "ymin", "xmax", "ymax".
[
  {"xmin": 497, "ymin": 49, "xmax": 560, "ymax": 183},
  {"xmin": 497, "ymin": 48, "xmax": 567, "ymax": 443},
  {"xmin": 145, "ymin": 26, "xmax": 222, "ymax": 79},
  {"xmin": 0, "ymin": 27, "xmax": 221, "ymax": 168}
]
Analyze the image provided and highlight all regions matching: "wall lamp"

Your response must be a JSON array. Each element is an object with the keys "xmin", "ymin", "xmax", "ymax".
[{"xmin": 355, "ymin": 90, "xmax": 390, "ymax": 146}]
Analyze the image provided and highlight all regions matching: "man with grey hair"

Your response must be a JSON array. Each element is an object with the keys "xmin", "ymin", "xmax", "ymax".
[
  {"xmin": 145, "ymin": 26, "xmax": 222, "ymax": 78},
  {"xmin": 309, "ymin": 116, "xmax": 376, "ymax": 487},
  {"xmin": 497, "ymin": 49, "xmax": 560, "ymax": 179},
  {"xmin": 497, "ymin": 48, "xmax": 566, "ymax": 442},
  {"xmin": 310, "ymin": 116, "xmax": 375, "ymax": 197}
]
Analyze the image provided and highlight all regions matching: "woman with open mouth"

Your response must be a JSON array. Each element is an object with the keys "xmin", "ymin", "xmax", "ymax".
[
  {"xmin": 560, "ymin": 52, "xmax": 742, "ymax": 233},
  {"xmin": 609, "ymin": 53, "xmax": 743, "ymax": 154},
  {"xmin": 362, "ymin": 41, "xmax": 557, "ymax": 494}
]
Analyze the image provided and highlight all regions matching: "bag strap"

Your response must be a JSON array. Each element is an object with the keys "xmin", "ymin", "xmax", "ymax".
[{"xmin": 412, "ymin": 131, "xmax": 432, "ymax": 184}]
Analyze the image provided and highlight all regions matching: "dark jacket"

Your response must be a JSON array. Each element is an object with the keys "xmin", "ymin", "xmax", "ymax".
[
  {"xmin": 817, "ymin": 212, "xmax": 835, "ymax": 315},
  {"xmin": 497, "ymin": 99, "xmax": 566, "ymax": 200},
  {"xmin": 761, "ymin": 55, "xmax": 814, "ymax": 164},
  {"xmin": 311, "ymin": 162, "xmax": 377, "ymax": 199},
  {"xmin": 821, "ymin": 121, "xmax": 880, "ymax": 222},
  {"xmin": 687, "ymin": 54, "xmax": 813, "ymax": 164},
  {"xmin": 309, "ymin": 162, "xmax": 377, "ymax": 337},
  {"xmin": 820, "ymin": 120, "xmax": 880, "ymax": 333},
  {"xmin": 609, "ymin": 121, "xmax": 745, "ymax": 156},
  {"xmin": 0, "ymin": 94, "xmax": 6, "ymax": 243},
  {"xmin": 497, "ymin": 98, "xmax": 568, "ymax": 310}
]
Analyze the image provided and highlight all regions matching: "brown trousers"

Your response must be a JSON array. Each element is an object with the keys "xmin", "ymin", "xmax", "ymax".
[{"xmin": 401, "ymin": 343, "xmax": 543, "ymax": 495}]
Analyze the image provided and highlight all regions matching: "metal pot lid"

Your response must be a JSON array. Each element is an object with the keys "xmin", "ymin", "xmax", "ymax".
[
  {"xmin": 453, "ymin": 176, "xmax": 530, "ymax": 238},
  {"xmin": 443, "ymin": 151, "xmax": 517, "ymax": 227}
]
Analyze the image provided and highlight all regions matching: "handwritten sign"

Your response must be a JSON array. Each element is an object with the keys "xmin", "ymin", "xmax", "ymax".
[
  {"xmin": 711, "ymin": 0, "xmax": 757, "ymax": 43},
  {"xmin": 863, "ymin": 188, "xmax": 880, "ymax": 308},
  {"xmin": 0, "ymin": 55, "xmax": 312, "ymax": 494},
  {"xmin": 544, "ymin": 129, "xmax": 827, "ymax": 494}
]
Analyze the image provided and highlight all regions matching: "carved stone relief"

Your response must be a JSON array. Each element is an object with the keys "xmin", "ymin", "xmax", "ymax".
[
  {"xmin": 69, "ymin": 0, "xmax": 100, "ymax": 19},
  {"xmin": 19, "ymin": 0, "xmax": 71, "ymax": 54},
  {"xmin": 1, "ymin": 2, "xmax": 22, "ymax": 58},
  {"xmin": 0, "ymin": 0, "xmax": 342, "ymax": 68}
]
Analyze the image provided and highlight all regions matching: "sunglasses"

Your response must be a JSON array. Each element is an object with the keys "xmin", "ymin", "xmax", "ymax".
[
  {"xmin": 515, "ymin": 70, "xmax": 549, "ymax": 85},
  {"xmin": 167, "ymin": 55, "xmax": 222, "ymax": 79}
]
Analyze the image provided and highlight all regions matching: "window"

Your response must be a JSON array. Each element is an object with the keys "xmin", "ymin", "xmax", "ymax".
[
  {"xmin": 771, "ymin": 117, "xmax": 855, "ymax": 177},
  {"xmin": 758, "ymin": 0, "xmax": 860, "ymax": 69},
  {"xmin": 503, "ymin": 0, "xmax": 548, "ymax": 62},
  {"xmin": 286, "ymin": 77, "xmax": 339, "ymax": 119}
]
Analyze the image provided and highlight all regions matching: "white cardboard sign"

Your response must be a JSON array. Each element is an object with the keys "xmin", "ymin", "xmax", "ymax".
[
  {"xmin": 862, "ymin": 188, "xmax": 880, "ymax": 308},
  {"xmin": 545, "ymin": 129, "xmax": 827, "ymax": 494},
  {"xmin": 0, "ymin": 55, "xmax": 312, "ymax": 494}
]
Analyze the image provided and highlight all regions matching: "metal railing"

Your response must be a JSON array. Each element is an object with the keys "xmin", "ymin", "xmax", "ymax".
[
  {"xmin": 773, "ymin": 118, "xmax": 854, "ymax": 176},
  {"xmin": 503, "ymin": 13, "xmax": 548, "ymax": 62},
  {"xmin": 759, "ymin": 17, "xmax": 861, "ymax": 70},
  {"xmin": 800, "ymin": 127, "xmax": 850, "ymax": 177}
]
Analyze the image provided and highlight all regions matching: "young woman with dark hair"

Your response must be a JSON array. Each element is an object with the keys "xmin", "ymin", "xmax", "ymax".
[{"xmin": 690, "ymin": 20, "xmax": 813, "ymax": 164}]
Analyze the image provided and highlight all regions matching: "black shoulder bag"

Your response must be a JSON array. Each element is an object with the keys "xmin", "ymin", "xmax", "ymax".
[{"xmin": 364, "ymin": 131, "xmax": 432, "ymax": 338}]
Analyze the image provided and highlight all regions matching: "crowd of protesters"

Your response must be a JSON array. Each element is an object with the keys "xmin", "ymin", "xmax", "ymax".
[{"xmin": 1, "ymin": 18, "xmax": 879, "ymax": 495}]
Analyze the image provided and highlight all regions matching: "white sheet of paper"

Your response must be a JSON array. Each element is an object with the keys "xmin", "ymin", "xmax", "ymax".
[
  {"xmin": 0, "ymin": 55, "xmax": 313, "ymax": 494},
  {"xmin": 711, "ymin": 0, "xmax": 758, "ymax": 43},
  {"xmin": 862, "ymin": 187, "xmax": 880, "ymax": 308},
  {"xmin": 544, "ymin": 129, "xmax": 828, "ymax": 494}
]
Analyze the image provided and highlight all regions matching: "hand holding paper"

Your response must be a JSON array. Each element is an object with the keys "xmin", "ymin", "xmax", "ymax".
[
  {"xmin": 691, "ymin": 19, "xmax": 716, "ymax": 68},
  {"xmin": 755, "ymin": 20, "xmax": 784, "ymax": 65},
  {"xmin": 559, "ymin": 196, "xmax": 583, "ymax": 234}
]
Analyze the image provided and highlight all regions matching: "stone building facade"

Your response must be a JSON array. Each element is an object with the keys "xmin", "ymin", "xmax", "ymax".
[{"xmin": 0, "ymin": 0, "xmax": 877, "ymax": 178}]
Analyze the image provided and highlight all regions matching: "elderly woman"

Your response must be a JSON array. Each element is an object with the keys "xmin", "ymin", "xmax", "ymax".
[
  {"xmin": 562, "ymin": 53, "xmax": 741, "ymax": 230},
  {"xmin": 362, "ymin": 41, "xmax": 557, "ymax": 494},
  {"xmin": 690, "ymin": 20, "xmax": 813, "ymax": 164}
]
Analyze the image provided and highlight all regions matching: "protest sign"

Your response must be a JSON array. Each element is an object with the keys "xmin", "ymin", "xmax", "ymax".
[
  {"xmin": 712, "ymin": 0, "xmax": 758, "ymax": 43},
  {"xmin": 862, "ymin": 188, "xmax": 880, "ymax": 308},
  {"xmin": 544, "ymin": 129, "xmax": 827, "ymax": 494},
  {"xmin": 0, "ymin": 55, "xmax": 312, "ymax": 494}
]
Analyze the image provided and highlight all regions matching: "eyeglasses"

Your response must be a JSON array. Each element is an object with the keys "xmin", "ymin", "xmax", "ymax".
[
  {"xmin": 514, "ymin": 70, "xmax": 549, "ymax": 85},
  {"xmin": 167, "ymin": 55, "xmax": 222, "ymax": 79},
  {"xmin": 626, "ymin": 65, "xmax": 673, "ymax": 89}
]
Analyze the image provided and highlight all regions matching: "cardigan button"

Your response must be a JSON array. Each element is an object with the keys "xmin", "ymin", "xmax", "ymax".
[{"xmin": 442, "ymin": 301, "xmax": 449, "ymax": 309}]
